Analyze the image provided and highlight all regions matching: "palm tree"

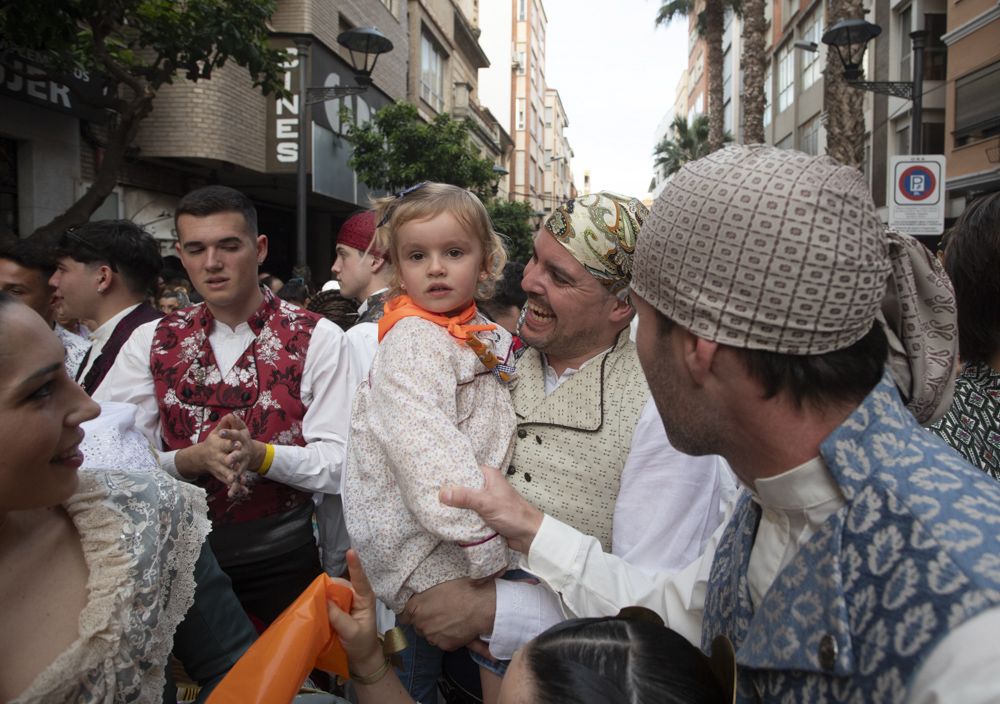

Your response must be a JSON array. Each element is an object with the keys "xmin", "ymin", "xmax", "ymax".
[
  {"xmin": 824, "ymin": 0, "xmax": 866, "ymax": 167},
  {"xmin": 657, "ymin": 0, "xmax": 732, "ymax": 153},
  {"xmin": 741, "ymin": 0, "xmax": 769, "ymax": 144},
  {"xmin": 654, "ymin": 115, "xmax": 729, "ymax": 177}
]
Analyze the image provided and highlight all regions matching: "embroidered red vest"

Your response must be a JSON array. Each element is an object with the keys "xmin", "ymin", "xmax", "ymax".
[{"xmin": 151, "ymin": 288, "xmax": 319, "ymax": 525}]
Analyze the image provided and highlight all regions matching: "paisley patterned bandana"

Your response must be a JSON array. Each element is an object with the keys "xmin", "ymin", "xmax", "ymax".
[
  {"xmin": 635, "ymin": 145, "xmax": 958, "ymax": 424},
  {"xmin": 542, "ymin": 192, "xmax": 648, "ymax": 297}
]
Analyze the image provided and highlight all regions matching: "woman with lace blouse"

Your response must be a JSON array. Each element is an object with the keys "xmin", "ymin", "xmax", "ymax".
[{"xmin": 0, "ymin": 293, "xmax": 255, "ymax": 703}]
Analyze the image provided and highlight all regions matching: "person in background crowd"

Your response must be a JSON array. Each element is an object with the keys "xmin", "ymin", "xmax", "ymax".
[
  {"xmin": 401, "ymin": 192, "xmax": 728, "ymax": 701},
  {"xmin": 0, "ymin": 295, "xmax": 255, "ymax": 703},
  {"xmin": 278, "ymin": 277, "xmax": 312, "ymax": 308},
  {"xmin": 477, "ymin": 261, "xmax": 526, "ymax": 337},
  {"xmin": 157, "ymin": 287, "xmax": 190, "ymax": 315},
  {"xmin": 307, "ymin": 288, "xmax": 359, "ymax": 331},
  {"xmin": 930, "ymin": 191, "xmax": 1000, "ymax": 479},
  {"xmin": 258, "ymin": 272, "xmax": 284, "ymax": 294},
  {"xmin": 0, "ymin": 235, "xmax": 89, "ymax": 377},
  {"xmin": 442, "ymin": 146, "xmax": 1000, "ymax": 703},
  {"xmin": 95, "ymin": 185, "xmax": 358, "ymax": 630},
  {"xmin": 50, "ymin": 220, "xmax": 163, "ymax": 395},
  {"xmin": 330, "ymin": 210, "xmax": 394, "ymax": 377}
]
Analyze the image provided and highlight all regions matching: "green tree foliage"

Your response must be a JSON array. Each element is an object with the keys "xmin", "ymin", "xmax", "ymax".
[
  {"xmin": 486, "ymin": 199, "xmax": 535, "ymax": 264},
  {"xmin": 653, "ymin": 115, "xmax": 732, "ymax": 177},
  {"xmin": 345, "ymin": 101, "xmax": 498, "ymax": 199},
  {"xmin": 0, "ymin": 0, "xmax": 288, "ymax": 238}
]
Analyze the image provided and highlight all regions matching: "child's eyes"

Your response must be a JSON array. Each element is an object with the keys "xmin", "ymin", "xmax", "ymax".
[
  {"xmin": 408, "ymin": 252, "xmax": 424, "ymax": 261},
  {"xmin": 447, "ymin": 249, "xmax": 464, "ymax": 258}
]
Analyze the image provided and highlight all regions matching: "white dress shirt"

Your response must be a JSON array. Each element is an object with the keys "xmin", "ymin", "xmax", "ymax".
[
  {"xmin": 76, "ymin": 303, "xmax": 141, "ymax": 381},
  {"xmin": 95, "ymin": 315, "xmax": 357, "ymax": 495},
  {"xmin": 523, "ymin": 457, "xmax": 1000, "ymax": 702},
  {"xmin": 487, "ymin": 353, "xmax": 730, "ymax": 659}
]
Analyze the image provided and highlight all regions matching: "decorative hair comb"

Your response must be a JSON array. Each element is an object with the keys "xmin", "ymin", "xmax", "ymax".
[{"xmin": 377, "ymin": 182, "xmax": 430, "ymax": 227}]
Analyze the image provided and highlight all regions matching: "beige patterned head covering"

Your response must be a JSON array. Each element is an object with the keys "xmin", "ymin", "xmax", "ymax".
[
  {"xmin": 543, "ymin": 192, "xmax": 648, "ymax": 297},
  {"xmin": 634, "ymin": 145, "xmax": 957, "ymax": 423}
]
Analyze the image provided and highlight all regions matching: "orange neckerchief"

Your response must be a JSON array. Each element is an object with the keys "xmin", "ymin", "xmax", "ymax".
[{"xmin": 377, "ymin": 294, "xmax": 495, "ymax": 343}]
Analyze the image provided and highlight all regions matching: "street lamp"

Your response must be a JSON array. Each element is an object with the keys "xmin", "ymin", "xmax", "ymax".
[
  {"xmin": 821, "ymin": 19, "xmax": 927, "ymax": 154},
  {"xmin": 294, "ymin": 27, "xmax": 393, "ymax": 267},
  {"xmin": 491, "ymin": 165, "xmax": 509, "ymax": 196}
]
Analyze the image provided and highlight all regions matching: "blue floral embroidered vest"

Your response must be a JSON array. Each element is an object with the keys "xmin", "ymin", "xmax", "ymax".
[{"xmin": 702, "ymin": 372, "xmax": 1000, "ymax": 702}]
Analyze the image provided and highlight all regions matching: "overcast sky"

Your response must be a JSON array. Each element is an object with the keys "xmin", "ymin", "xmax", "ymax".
[{"xmin": 543, "ymin": 0, "xmax": 690, "ymax": 199}]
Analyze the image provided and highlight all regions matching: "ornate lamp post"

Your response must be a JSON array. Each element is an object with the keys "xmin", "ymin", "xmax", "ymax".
[
  {"xmin": 294, "ymin": 27, "xmax": 393, "ymax": 267},
  {"xmin": 821, "ymin": 19, "xmax": 927, "ymax": 154}
]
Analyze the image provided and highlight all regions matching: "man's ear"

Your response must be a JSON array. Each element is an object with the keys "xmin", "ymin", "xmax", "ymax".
[
  {"xmin": 255, "ymin": 234, "xmax": 269, "ymax": 265},
  {"xmin": 369, "ymin": 254, "xmax": 387, "ymax": 274},
  {"xmin": 96, "ymin": 264, "xmax": 114, "ymax": 292},
  {"xmin": 683, "ymin": 331, "xmax": 720, "ymax": 386},
  {"xmin": 608, "ymin": 294, "xmax": 634, "ymax": 327}
]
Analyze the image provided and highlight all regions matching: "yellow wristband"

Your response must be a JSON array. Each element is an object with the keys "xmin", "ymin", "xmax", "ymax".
[{"xmin": 256, "ymin": 443, "xmax": 275, "ymax": 476}]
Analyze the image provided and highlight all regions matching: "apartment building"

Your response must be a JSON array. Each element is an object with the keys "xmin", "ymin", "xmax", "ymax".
[{"xmin": 941, "ymin": 0, "xmax": 1000, "ymax": 212}]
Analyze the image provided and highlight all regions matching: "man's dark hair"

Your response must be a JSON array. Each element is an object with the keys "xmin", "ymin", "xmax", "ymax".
[
  {"xmin": 57, "ymin": 220, "xmax": 162, "ymax": 296},
  {"xmin": 655, "ymin": 309, "xmax": 888, "ymax": 409},
  {"xmin": 176, "ymin": 185, "xmax": 258, "ymax": 236},
  {"xmin": 0, "ymin": 235, "xmax": 57, "ymax": 276},
  {"xmin": 943, "ymin": 191, "xmax": 1000, "ymax": 365}
]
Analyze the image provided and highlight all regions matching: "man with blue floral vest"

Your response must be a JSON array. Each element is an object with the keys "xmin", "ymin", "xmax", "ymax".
[{"xmin": 443, "ymin": 146, "xmax": 1000, "ymax": 702}]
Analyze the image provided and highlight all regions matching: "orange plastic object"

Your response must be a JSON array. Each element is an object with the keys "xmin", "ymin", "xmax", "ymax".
[{"xmin": 207, "ymin": 574, "xmax": 354, "ymax": 704}]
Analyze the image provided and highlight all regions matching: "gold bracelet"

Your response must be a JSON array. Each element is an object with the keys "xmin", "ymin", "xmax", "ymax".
[
  {"xmin": 256, "ymin": 443, "xmax": 275, "ymax": 476},
  {"xmin": 349, "ymin": 657, "xmax": 392, "ymax": 685}
]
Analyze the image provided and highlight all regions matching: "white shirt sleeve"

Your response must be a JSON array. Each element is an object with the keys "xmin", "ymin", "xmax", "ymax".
[
  {"xmin": 488, "ymin": 397, "xmax": 731, "ymax": 657},
  {"xmin": 265, "ymin": 318, "xmax": 357, "ymax": 494},
  {"xmin": 612, "ymin": 397, "xmax": 727, "ymax": 573},
  {"xmin": 524, "ymin": 507, "xmax": 733, "ymax": 648},
  {"xmin": 908, "ymin": 607, "xmax": 1000, "ymax": 703},
  {"xmin": 345, "ymin": 322, "xmax": 379, "ymax": 379},
  {"xmin": 93, "ymin": 321, "xmax": 162, "ymax": 444}
]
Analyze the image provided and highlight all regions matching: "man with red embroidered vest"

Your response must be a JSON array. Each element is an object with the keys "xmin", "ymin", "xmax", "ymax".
[
  {"xmin": 49, "ymin": 220, "xmax": 163, "ymax": 395},
  {"xmin": 96, "ymin": 185, "xmax": 357, "ymax": 626}
]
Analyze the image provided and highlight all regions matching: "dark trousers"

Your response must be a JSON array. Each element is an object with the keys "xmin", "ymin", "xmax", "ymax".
[{"xmin": 221, "ymin": 539, "xmax": 323, "ymax": 629}]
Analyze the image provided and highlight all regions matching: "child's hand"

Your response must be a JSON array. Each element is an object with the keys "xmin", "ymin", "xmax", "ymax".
[{"xmin": 327, "ymin": 550, "xmax": 384, "ymax": 671}]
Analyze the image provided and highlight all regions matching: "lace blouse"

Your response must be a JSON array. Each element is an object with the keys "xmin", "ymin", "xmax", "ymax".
[{"xmin": 12, "ymin": 470, "xmax": 210, "ymax": 703}]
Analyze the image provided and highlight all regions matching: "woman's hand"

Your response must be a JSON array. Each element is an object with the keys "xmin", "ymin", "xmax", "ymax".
[{"xmin": 327, "ymin": 549, "xmax": 385, "ymax": 675}]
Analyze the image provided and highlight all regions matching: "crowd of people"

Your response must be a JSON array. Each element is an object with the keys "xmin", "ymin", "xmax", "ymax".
[{"xmin": 0, "ymin": 144, "xmax": 998, "ymax": 704}]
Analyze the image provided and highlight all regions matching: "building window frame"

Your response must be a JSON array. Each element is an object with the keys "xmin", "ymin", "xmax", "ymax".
[
  {"xmin": 777, "ymin": 42, "xmax": 794, "ymax": 113},
  {"xmin": 801, "ymin": 10, "xmax": 823, "ymax": 89},
  {"xmin": 420, "ymin": 32, "xmax": 446, "ymax": 113}
]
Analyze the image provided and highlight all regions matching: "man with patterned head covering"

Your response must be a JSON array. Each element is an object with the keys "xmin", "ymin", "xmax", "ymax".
[
  {"xmin": 443, "ymin": 146, "xmax": 1000, "ymax": 702},
  {"xmin": 399, "ymin": 191, "xmax": 730, "ymax": 699}
]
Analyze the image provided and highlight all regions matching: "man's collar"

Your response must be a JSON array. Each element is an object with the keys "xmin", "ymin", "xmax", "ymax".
[
  {"xmin": 357, "ymin": 287, "xmax": 390, "ymax": 316},
  {"xmin": 90, "ymin": 303, "xmax": 141, "ymax": 343},
  {"xmin": 200, "ymin": 286, "xmax": 278, "ymax": 335}
]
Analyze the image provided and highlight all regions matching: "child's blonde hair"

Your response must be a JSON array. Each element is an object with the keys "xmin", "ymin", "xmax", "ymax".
[{"xmin": 372, "ymin": 182, "xmax": 508, "ymax": 299}]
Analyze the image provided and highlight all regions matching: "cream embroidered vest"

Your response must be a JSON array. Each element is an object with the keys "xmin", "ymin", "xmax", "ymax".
[{"xmin": 507, "ymin": 333, "xmax": 649, "ymax": 550}]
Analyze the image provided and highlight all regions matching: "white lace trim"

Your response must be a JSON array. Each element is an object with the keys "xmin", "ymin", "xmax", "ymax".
[{"xmin": 12, "ymin": 471, "xmax": 210, "ymax": 703}]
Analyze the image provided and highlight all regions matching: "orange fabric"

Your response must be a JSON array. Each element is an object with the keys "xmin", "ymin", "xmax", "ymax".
[
  {"xmin": 377, "ymin": 294, "xmax": 495, "ymax": 343},
  {"xmin": 207, "ymin": 575, "xmax": 354, "ymax": 704}
]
